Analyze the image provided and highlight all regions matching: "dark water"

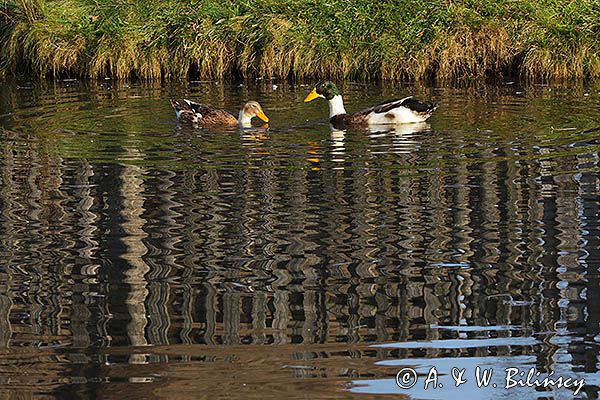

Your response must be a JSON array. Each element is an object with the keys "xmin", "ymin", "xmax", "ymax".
[{"xmin": 0, "ymin": 80, "xmax": 599, "ymax": 399}]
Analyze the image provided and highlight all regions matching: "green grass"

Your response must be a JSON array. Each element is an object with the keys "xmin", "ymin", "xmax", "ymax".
[{"xmin": 1, "ymin": 0, "xmax": 599, "ymax": 81}]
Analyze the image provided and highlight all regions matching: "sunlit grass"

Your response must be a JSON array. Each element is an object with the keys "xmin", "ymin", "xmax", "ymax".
[{"xmin": 1, "ymin": 0, "xmax": 599, "ymax": 81}]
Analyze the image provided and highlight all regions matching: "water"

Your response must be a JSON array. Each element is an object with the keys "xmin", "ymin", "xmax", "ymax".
[{"xmin": 0, "ymin": 79, "xmax": 599, "ymax": 399}]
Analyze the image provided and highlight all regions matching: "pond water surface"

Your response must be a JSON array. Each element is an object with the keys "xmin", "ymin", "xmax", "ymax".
[{"xmin": 0, "ymin": 80, "xmax": 599, "ymax": 399}]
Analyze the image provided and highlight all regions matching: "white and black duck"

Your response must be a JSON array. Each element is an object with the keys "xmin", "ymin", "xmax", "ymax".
[{"xmin": 304, "ymin": 81, "xmax": 437, "ymax": 128}]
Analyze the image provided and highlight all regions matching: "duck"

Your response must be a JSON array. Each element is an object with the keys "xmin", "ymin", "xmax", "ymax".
[
  {"xmin": 170, "ymin": 99, "xmax": 269, "ymax": 127},
  {"xmin": 303, "ymin": 81, "xmax": 437, "ymax": 128}
]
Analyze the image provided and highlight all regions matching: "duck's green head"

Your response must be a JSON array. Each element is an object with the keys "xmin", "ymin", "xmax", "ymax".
[{"xmin": 304, "ymin": 81, "xmax": 341, "ymax": 102}]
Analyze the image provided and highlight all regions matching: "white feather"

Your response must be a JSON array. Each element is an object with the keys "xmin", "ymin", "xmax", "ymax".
[{"xmin": 366, "ymin": 106, "xmax": 428, "ymax": 125}]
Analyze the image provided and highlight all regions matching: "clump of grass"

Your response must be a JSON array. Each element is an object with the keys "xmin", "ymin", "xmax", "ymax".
[
  {"xmin": 1, "ymin": 0, "xmax": 91, "ymax": 77},
  {"xmin": 519, "ymin": 0, "xmax": 600, "ymax": 80},
  {"xmin": 1, "ymin": 0, "xmax": 599, "ymax": 81},
  {"xmin": 423, "ymin": 24, "xmax": 514, "ymax": 80}
]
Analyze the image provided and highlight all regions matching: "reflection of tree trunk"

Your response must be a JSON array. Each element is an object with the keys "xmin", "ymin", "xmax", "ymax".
[
  {"xmin": 252, "ymin": 292, "xmax": 266, "ymax": 344},
  {"xmin": 303, "ymin": 291, "xmax": 317, "ymax": 343},
  {"xmin": 0, "ymin": 141, "xmax": 16, "ymax": 348},
  {"xmin": 272, "ymin": 290, "xmax": 289, "ymax": 345},
  {"xmin": 180, "ymin": 284, "xmax": 193, "ymax": 346},
  {"xmin": 0, "ymin": 294, "xmax": 12, "ymax": 347},
  {"xmin": 453, "ymin": 157, "xmax": 474, "ymax": 263},
  {"xmin": 223, "ymin": 292, "xmax": 240, "ymax": 345},
  {"xmin": 76, "ymin": 161, "xmax": 99, "ymax": 266},
  {"xmin": 26, "ymin": 149, "xmax": 43, "ymax": 335},
  {"xmin": 72, "ymin": 161, "xmax": 96, "ymax": 353},
  {"xmin": 202, "ymin": 282, "xmax": 217, "ymax": 345},
  {"xmin": 146, "ymin": 170, "xmax": 178, "ymax": 346},
  {"xmin": 120, "ymin": 158, "xmax": 149, "ymax": 364}
]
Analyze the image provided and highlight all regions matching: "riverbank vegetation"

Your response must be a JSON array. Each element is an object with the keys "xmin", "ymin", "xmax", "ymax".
[{"xmin": 1, "ymin": 0, "xmax": 599, "ymax": 81}]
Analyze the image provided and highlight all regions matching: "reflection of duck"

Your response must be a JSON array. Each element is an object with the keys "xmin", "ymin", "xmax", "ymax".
[
  {"xmin": 304, "ymin": 81, "xmax": 437, "ymax": 129},
  {"xmin": 329, "ymin": 121, "xmax": 431, "ymax": 136},
  {"xmin": 367, "ymin": 122, "xmax": 431, "ymax": 136},
  {"xmin": 240, "ymin": 124, "xmax": 270, "ymax": 142},
  {"xmin": 330, "ymin": 122, "xmax": 429, "ymax": 157},
  {"xmin": 171, "ymin": 99, "xmax": 269, "ymax": 127}
]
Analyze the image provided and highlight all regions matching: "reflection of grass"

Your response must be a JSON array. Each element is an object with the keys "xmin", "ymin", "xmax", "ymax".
[{"xmin": 1, "ymin": 0, "xmax": 599, "ymax": 81}]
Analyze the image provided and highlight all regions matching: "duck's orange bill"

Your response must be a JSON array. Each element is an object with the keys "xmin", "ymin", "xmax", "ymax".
[
  {"xmin": 304, "ymin": 88, "xmax": 320, "ymax": 103},
  {"xmin": 256, "ymin": 110, "xmax": 269, "ymax": 122}
]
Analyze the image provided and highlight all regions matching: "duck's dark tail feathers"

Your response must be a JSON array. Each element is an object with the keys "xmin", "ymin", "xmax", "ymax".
[
  {"xmin": 402, "ymin": 98, "xmax": 437, "ymax": 114},
  {"xmin": 171, "ymin": 99, "xmax": 201, "ymax": 124}
]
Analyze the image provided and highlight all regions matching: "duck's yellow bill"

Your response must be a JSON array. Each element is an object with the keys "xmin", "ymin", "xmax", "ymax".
[
  {"xmin": 256, "ymin": 110, "xmax": 269, "ymax": 122},
  {"xmin": 304, "ymin": 88, "xmax": 320, "ymax": 103}
]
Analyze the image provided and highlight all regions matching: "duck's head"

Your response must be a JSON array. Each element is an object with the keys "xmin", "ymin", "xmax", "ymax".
[
  {"xmin": 241, "ymin": 101, "xmax": 269, "ymax": 122},
  {"xmin": 304, "ymin": 81, "xmax": 341, "ymax": 102}
]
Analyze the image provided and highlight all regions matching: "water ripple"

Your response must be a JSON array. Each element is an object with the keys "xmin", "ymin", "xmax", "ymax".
[{"xmin": 0, "ymin": 81, "xmax": 599, "ymax": 398}]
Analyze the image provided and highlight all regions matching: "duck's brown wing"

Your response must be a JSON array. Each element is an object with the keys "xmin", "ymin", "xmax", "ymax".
[
  {"xmin": 201, "ymin": 109, "xmax": 238, "ymax": 125},
  {"xmin": 184, "ymin": 99, "xmax": 238, "ymax": 126}
]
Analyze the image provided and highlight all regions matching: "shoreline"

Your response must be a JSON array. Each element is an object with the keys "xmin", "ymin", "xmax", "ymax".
[{"xmin": 1, "ymin": 0, "xmax": 599, "ymax": 82}]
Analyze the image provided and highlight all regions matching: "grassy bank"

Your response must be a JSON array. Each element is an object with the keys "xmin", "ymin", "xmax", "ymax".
[{"xmin": 1, "ymin": 0, "xmax": 599, "ymax": 81}]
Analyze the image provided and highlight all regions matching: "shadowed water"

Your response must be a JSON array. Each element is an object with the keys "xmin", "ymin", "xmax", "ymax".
[{"xmin": 0, "ymin": 80, "xmax": 599, "ymax": 399}]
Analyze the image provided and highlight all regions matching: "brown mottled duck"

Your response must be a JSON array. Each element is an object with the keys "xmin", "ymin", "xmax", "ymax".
[{"xmin": 171, "ymin": 99, "xmax": 269, "ymax": 127}]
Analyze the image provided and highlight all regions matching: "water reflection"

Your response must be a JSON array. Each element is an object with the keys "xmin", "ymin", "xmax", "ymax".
[{"xmin": 0, "ymin": 81, "xmax": 598, "ymax": 399}]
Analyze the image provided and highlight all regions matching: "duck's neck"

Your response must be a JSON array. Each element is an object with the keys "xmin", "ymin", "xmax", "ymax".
[
  {"xmin": 327, "ymin": 95, "xmax": 347, "ymax": 118},
  {"xmin": 238, "ymin": 110, "xmax": 253, "ymax": 126}
]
